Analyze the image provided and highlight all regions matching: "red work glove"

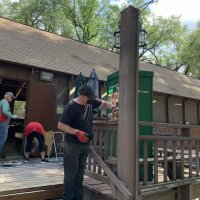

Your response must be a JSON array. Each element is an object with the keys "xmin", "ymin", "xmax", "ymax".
[{"xmin": 75, "ymin": 130, "xmax": 89, "ymax": 143}]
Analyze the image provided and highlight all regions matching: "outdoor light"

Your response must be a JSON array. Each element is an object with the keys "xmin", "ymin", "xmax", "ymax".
[
  {"xmin": 113, "ymin": 24, "xmax": 147, "ymax": 49},
  {"xmin": 139, "ymin": 22, "xmax": 147, "ymax": 48},
  {"xmin": 40, "ymin": 71, "xmax": 54, "ymax": 82},
  {"xmin": 113, "ymin": 1, "xmax": 158, "ymax": 50},
  {"xmin": 113, "ymin": 30, "xmax": 120, "ymax": 49}
]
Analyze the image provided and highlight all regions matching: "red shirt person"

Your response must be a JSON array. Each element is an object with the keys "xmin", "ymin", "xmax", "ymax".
[
  {"xmin": 24, "ymin": 122, "xmax": 45, "ymax": 137},
  {"xmin": 24, "ymin": 122, "xmax": 48, "ymax": 163}
]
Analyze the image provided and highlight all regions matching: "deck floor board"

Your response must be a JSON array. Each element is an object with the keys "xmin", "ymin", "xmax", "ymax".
[{"xmin": 0, "ymin": 159, "xmax": 112, "ymax": 200}]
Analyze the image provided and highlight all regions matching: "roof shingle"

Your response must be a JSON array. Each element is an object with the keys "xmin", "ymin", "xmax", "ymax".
[
  {"xmin": 1, "ymin": 17, "xmax": 200, "ymax": 100},
  {"xmin": 0, "ymin": 17, "xmax": 118, "ymax": 80}
]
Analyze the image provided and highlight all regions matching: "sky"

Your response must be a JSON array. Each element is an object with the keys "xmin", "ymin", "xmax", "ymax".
[{"xmin": 112, "ymin": 0, "xmax": 200, "ymax": 29}]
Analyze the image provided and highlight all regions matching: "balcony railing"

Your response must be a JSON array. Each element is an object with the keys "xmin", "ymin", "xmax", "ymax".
[{"xmin": 86, "ymin": 120, "xmax": 200, "ymax": 198}]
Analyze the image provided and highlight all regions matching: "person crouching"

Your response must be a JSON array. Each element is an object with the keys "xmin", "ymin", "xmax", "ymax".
[{"xmin": 24, "ymin": 122, "xmax": 48, "ymax": 163}]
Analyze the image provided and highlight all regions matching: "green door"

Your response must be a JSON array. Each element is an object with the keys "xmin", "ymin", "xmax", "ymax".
[
  {"xmin": 138, "ymin": 71, "xmax": 153, "ymax": 181},
  {"xmin": 107, "ymin": 70, "xmax": 154, "ymax": 180}
]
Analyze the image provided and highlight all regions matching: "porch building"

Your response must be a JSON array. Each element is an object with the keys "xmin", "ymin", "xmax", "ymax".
[{"xmin": 0, "ymin": 16, "xmax": 200, "ymax": 153}]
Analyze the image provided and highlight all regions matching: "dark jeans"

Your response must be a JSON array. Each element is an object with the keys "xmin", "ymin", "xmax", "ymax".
[
  {"xmin": 25, "ymin": 132, "xmax": 45, "ymax": 152},
  {"xmin": 0, "ymin": 122, "xmax": 9, "ymax": 154},
  {"xmin": 63, "ymin": 142, "xmax": 89, "ymax": 200}
]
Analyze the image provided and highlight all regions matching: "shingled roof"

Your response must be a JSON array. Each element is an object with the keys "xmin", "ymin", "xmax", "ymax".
[
  {"xmin": 140, "ymin": 62, "xmax": 200, "ymax": 100},
  {"xmin": 0, "ymin": 17, "xmax": 200, "ymax": 100},
  {"xmin": 0, "ymin": 17, "xmax": 118, "ymax": 81}
]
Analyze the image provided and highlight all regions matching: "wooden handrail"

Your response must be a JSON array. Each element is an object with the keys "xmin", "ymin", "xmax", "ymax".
[
  {"xmin": 91, "ymin": 120, "xmax": 200, "ymax": 190},
  {"xmin": 139, "ymin": 135, "xmax": 200, "ymax": 141},
  {"xmin": 89, "ymin": 146, "xmax": 133, "ymax": 200},
  {"xmin": 139, "ymin": 121, "xmax": 200, "ymax": 129},
  {"xmin": 94, "ymin": 120, "xmax": 200, "ymax": 129}
]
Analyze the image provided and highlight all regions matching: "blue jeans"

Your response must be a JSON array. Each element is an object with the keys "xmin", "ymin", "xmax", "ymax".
[
  {"xmin": 0, "ymin": 122, "xmax": 9, "ymax": 154},
  {"xmin": 63, "ymin": 143, "xmax": 89, "ymax": 200}
]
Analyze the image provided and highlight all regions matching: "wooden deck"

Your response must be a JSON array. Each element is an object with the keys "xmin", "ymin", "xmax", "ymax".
[{"xmin": 0, "ymin": 159, "xmax": 112, "ymax": 200}]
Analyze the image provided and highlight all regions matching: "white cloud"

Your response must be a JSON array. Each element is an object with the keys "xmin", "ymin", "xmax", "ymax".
[
  {"xmin": 150, "ymin": 0, "xmax": 200, "ymax": 22},
  {"xmin": 111, "ymin": 0, "xmax": 128, "ymax": 5},
  {"xmin": 112, "ymin": 0, "xmax": 200, "ymax": 22}
]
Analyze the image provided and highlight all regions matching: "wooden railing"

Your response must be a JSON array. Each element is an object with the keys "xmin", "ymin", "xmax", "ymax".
[
  {"xmin": 139, "ymin": 121, "xmax": 200, "ymax": 193},
  {"xmin": 86, "ymin": 121, "xmax": 118, "ymax": 178},
  {"xmin": 87, "ymin": 120, "xmax": 200, "ymax": 198},
  {"xmin": 86, "ymin": 120, "xmax": 132, "ymax": 200},
  {"xmin": 139, "ymin": 135, "xmax": 200, "ymax": 186}
]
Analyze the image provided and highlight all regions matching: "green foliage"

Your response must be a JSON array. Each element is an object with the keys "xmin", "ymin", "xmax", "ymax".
[
  {"xmin": 13, "ymin": 100, "xmax": 26, "ymax": 117},
  {"xmin": 1, "ymin": 0, "xmax": 65, "ymax": 34},
  {"xmin": 93, "ymin": 4, "xmax": 120, "ymax": 49},
  {"xmin": 178, "ymin": 22, "xmax": 200, "ymax": 77},
  {"xmin": 0, "ymin": 0, "xmax": 12, "ymax": 17},
  {"xmin": 141, "ymin": 15, "xmax": 189, "ymax": 70},
  {"xmin": 61, "ymin": 0, "xmax": 115, "ymax": 45}
]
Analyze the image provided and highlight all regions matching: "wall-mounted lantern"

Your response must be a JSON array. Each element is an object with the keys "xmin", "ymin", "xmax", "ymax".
[
  {"xmin": 139, "ymin": 22, "xmax": 147, "ymax": 47},
  {"xmin": 113, "ymin": 21, "xmax": 147, "ymax": 49},
  {"xmin": 113, "ymin": 30, "xmax": 120, "ymax": 49}
]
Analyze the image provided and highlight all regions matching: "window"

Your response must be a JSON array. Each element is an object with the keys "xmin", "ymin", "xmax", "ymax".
[{"xmin": 13, "ymin": 101, "xmax": 26, "ymax": 119}]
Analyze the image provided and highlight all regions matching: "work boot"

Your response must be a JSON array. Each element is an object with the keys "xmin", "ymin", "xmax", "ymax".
[
  {"xmin": 24, "ymin": 158, "xmax": 30, "ymax": 163},
  {"xmin": 41, "ymin": 159, "xmax": 48, "ymax": 164}
]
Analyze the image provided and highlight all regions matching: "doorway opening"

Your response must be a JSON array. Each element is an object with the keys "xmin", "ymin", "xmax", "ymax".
[{"xmin": 0, "ymin": 77, "xmax": 27, "ymax": 158}]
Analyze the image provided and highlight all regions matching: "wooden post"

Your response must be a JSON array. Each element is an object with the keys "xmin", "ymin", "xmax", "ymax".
[
  {"xmin": 197, "ymin": 102, "xmax": 200, "ymax": 125},
  {"xmin": 182, "ymin": 99, "xmax": 186, "ymax": 124},
  {"xmin": 117, "ymin": 6, "xmax": 139, "ymax": 200},
  {"xmin": 166, "ymin": 96, "xmax": 169, "ymax": 123},
  {"xmin": 177, "ymin": 184, "xmax": 193, "ymax": 200}
]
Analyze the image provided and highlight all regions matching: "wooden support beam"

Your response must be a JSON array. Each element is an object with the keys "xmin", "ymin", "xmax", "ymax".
[
  {"xmin": 117, "ymin": 6, "xmax": 139, "ymax": 200},
  {"xmin": 166, "ymin": 95, "xmax": 169, "ymax": 123},
  {"xmin": 182, "ymin": 99, "xmax": 186, "ymax": 124},
  {"xmin": 177, "ymin": 184, "xmax": 193, "ymax": 200},
  {"xmin": 197, "ymin": 102, "xmax": 200, "ymax": 125},
  {"xmin": 15, "ymin": 81, "xmax": 26, "ymax": 98}
]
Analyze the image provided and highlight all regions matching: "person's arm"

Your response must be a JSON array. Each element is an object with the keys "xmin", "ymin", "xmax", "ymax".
[
  {"xmin": 1, "ymin": 101, "xmax": 17, "ymax": 118},
  {"xmin": 58, "ymin": 122, "xmax": 76, "ymax": 135},
  {"xmin": 100, "ymin": 100, "xmax": 114, "ymax": 110},
  {"xmin": 58, "ymin": 122, "xmax": 89, "ymax": 143},
  {"xmin": 99, "ymin": 100, "xmax": 118, "ymax": 115}
]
